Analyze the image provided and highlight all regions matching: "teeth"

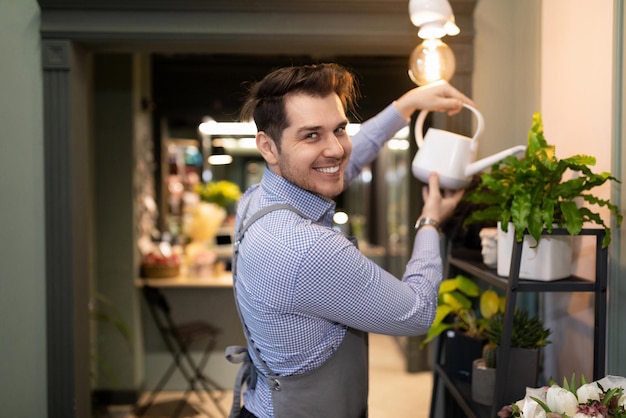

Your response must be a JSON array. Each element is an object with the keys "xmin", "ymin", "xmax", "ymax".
[{"xmin": 316, "ymin": 166, "xmax": 339, "ymax": 174}]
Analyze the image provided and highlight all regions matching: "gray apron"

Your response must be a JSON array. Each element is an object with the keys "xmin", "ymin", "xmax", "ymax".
[{"xmin": 226, "ymin": 203, "xmax": 369, "ymax": 418}]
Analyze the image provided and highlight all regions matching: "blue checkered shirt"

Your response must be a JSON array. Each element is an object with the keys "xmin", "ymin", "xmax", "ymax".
[{"xmin": 234, "ymin": 104, "xmax": 442, "ymax": 417}]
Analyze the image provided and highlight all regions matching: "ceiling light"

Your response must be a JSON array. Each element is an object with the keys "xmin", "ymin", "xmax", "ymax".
[
  {"xmin": 408, "ymin": 0, "xmax": 459, "ymax": 39},
  {"xmin": 207, "ymin": 139, "xmax": 232, "ymax": 165}
]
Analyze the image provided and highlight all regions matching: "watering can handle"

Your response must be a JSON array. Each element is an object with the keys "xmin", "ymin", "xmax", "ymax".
[{"xmin": 414, "ymin": 103, "xmax": 485, "ymax": 149}]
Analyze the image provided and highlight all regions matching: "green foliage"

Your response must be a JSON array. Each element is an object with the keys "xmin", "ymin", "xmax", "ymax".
[
  {"xmin": 90, "ymin": 292, "xmax": 132, "ymax": 384},
  {"xmin": 420, "ymin": 275, "xmax": 504, "ymax": 348},
  {"xmin": 464, "ymin": 112, "xmax": 622, "ymax": 247},
  {"xmin": 486, "ymin": 310, "xmax": 551, "ymax": 350}
]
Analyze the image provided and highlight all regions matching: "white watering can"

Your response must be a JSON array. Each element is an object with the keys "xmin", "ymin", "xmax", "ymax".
[{"xmin": 411, "ymin": 104, "xmax": 526, "ymax": 189}]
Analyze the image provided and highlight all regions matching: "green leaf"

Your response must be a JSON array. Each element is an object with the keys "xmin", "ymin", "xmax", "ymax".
[
  {"xmin": 479, "ymin": 289, "xmax": 500, "ymax": 319},
  {"xmin": 438, "ymin": 278, "xmax": 459, "ymax": 294},
  {"xmin": 420, "ymin": 322, "xmax": 455, "ymax": 347},
  {"xmin": 442, "ymin": 291, "xmax": 472, "ymax": 311},
  {"xmin": 431, "ymin": 305, "xmax": 453, "ymax": 328},
  {"xmin": 530, "ymin": 396, "xmax": 551, "ymax": 413},
  {"xmin": 560, "ymin": 201, "xmax": 583, "ymax": 236},
  {"xmin": 527, "ymin": 207, "xmax": 544, "ymax": 245},
  {"xmin": 455, "ymin": 275, "xmax": 481, "ymax": 297}
]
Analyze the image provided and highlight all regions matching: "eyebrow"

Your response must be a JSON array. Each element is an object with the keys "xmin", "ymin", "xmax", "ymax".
[{"xmin": 296, "ymin": 120, "xmax": 349, "ymax": 135}]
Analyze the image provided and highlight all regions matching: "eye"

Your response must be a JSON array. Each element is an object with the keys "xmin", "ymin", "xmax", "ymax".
[{"xmin": 305, "ymin": 132, "xmax": 319, "ymax": 140}]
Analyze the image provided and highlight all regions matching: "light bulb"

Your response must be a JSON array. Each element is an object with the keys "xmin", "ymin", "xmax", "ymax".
[{"xmin": 408, "ymin": 38, "xmax": 456, "ymax": 86}]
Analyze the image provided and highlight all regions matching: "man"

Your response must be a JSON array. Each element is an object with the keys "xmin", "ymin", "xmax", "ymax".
[{"xmin": 227, "ymin": 63, "xmax": 473, "ymax": 418}]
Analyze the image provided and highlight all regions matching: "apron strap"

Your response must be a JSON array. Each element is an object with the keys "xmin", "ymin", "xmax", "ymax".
[
  {"xmin": 228, "ymin": 201, "xmax": 311, "ymax": 416},
  {"xmin": 225, "ymin": 345, "xmax": 257, "ymax": 418}
]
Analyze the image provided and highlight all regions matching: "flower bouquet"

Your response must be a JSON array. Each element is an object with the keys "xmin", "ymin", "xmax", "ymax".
[
  {"xmin": 195, "ymin": 180, "xmax": 241, "ymax": 208},
  {"xmin": 498, "ymin": 374, "xmax": 626, "ymax": 418}
]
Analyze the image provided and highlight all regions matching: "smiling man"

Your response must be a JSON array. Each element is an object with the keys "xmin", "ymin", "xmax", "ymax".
[{"xmin": 227, "ymin": 63, "xmax": 472, "ymax": 418}]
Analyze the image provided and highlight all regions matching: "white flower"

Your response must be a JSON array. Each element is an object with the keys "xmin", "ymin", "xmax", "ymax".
[
  {"xmin": 577, "ymin": 383, "xmax": 602, "ymax": 403},
  {"xmin": 520, "ymin": 387, "xmax": 548, "ymax": 418},
  {"xmin": 547, "ymin": 385, "xmax": 579, "ymax": 416},
  {"xmin": 618, "ymin": 392, "xmax": 626, "ymax": 410}
]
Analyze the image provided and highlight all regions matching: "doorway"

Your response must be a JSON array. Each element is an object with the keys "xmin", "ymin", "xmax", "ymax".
[{"xmin": 39, "ymin": 3, "xmax": 477, "ymax": 416}]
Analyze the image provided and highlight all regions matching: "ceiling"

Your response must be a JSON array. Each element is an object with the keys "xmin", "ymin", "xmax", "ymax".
[
  {"xmin": 153, "ymin": 53, "xmax": 417, "ymax": 135},
  {"xmin": 39, "ymin": 0, "xmax": 473, "ymax": 135}
]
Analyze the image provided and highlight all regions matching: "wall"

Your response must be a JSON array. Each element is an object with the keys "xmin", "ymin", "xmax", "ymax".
[
  {"xmin": 93, "ymin": 53, "xmax": 145, "ymax": 395},
  {"xmin": 473, "ymin": 0, "xmax": 624, "ymax": 380},
  {"xmin": 540, "ymin": 0, "xmax": 615, "ymax": 382},
  {"xmin": 617, "ymin": 1, "xmax": 626, "ymax": 376},
  {"xmin": 473, "ymin": 0, "xmax": 541, "ymax": 157},
  {"xmin": 0, "ymin": 0, "xmax": 47, "ymax": 416}
]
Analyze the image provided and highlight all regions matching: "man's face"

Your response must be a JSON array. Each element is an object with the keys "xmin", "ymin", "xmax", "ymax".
[{"xmin": 272, "ymin": 93, "xmax": 352, "ymax": 199}]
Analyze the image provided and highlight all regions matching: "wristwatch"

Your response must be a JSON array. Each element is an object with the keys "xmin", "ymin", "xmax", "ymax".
[{"xmin": 415, "ymin": 217, "xmax": 441, "ymax": 234}]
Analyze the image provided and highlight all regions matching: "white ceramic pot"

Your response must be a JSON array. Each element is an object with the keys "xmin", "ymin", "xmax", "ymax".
[{"xmin": 497, "ymin": 222, "xmax": 572, "ymax": 281}]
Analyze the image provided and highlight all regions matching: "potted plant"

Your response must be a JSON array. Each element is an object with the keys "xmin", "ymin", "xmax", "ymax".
[
  {"xmin": 463, "ymin": 112, "xmax": 622, "ymax": 280},
  {"xmin": 471, "ymin": 309, "xmax": 551, "ymax": 406},
  {"xmin": 420, "ymin": 274, "xmax": 504, "ymax": 381}
]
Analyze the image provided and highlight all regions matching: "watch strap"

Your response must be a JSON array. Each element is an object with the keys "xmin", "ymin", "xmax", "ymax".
[{"xmin": 415, "ymin": 217, "xmax": 441, "ymax": 233}]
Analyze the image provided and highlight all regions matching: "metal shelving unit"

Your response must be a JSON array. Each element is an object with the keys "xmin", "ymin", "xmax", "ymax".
[{"xmin": 429, "ymin": 228, "xmax": 608, "ymax": 418}]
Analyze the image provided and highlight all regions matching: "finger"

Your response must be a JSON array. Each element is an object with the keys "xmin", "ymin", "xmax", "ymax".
[{"xmin": 428, "ymin": 172, "xmax": 441, "ymax": 197}]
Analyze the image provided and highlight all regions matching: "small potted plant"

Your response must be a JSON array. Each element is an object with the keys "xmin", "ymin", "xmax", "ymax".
[
  {"xmin": 463, "ymin": 112, "xmax": 622, "ymax": 280},
  {"xmin": 471, "ymin": 309, "xmax": 552, "ymax": 406},
  {"xmin": 420, "ymin": 274, "xmax": 504, "ymax": 381}
]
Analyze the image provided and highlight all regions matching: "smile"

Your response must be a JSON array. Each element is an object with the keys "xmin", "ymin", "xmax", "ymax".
[{"xmin": 315, "ymin": 166, "xmax": 340, "ymax": 174}]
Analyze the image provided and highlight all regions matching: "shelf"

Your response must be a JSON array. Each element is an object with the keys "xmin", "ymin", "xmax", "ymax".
[
  {"xmin": 431, "ymin": 228, "xmax": 608, "ymax": 418},
  {"xmin": 448, "ymin": 257, "xmax": 598, "ymax": 293}
]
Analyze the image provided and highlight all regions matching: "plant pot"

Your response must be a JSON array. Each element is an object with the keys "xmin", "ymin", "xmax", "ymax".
[
  {"xmin": 498, "ymin": 347, "xmax": 540, "ymax": 406},
  {"xmin": 471, "ymin": 359, "xmax": 496, "ymax": 405},
  {"xmin": 444, "ymin": 330, "xmax": 487, "ymax": 382},
  {"xmin": 470, "ymin": 348, "xmax": 540, "ymax": 407},
  {"xmin": 497, "ymin": 222, "xmax": 572, "ymax": 281}
]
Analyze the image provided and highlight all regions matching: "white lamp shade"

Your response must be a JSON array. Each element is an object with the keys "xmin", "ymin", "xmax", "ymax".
[{"xmin": 409, "ymin": 0, "xmax": 459, "ymax": 38}]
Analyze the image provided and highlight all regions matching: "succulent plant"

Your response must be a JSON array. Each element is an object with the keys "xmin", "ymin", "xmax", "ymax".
[
  {"xmin": 482, "ymin": 342, "xmax": 498, "ymax": 369},
  {"xmin": 486, "ymin": 310, "xmax": 551, "ymax": 351}
]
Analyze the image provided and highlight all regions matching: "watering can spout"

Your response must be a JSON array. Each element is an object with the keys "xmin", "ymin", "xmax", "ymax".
[{"xmin": 465, "ymin": 145, "xmax": 527, "ymax": 177}]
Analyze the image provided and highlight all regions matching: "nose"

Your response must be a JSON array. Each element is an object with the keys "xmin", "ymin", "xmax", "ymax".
[{"xmin": 323, "ymin": 134, "xmax": 346, "ymax": 158}]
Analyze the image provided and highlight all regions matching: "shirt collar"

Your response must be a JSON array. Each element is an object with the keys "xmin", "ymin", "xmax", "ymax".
[{"xmin": 260, "ymin": 167, "xmax": 336, "ymax": 225}]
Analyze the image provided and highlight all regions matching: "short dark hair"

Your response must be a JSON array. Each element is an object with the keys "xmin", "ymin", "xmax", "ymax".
[{"xmin": 240, "ymin": 63, "xmax": 359, "ymax": 148}]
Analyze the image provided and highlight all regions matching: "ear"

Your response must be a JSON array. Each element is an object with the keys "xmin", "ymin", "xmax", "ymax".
[{"xmin": 256, "ymin": 131, "xmax": 279, "ymax": 166}]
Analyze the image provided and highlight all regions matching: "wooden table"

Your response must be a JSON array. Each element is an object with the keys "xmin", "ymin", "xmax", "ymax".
[{"xmin": 137, "ymin": 271, "xmax": 233, "ymax": 288}]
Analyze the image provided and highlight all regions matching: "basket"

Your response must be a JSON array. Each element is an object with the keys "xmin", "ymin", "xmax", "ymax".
[{"xmin": 141, "ymin": 264, "xmax": 180, "ymax": 279}]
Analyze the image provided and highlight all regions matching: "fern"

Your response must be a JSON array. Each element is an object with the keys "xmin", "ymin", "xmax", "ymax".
[{"xmin": 464, "ymin": 112, "xmax": 622, "ymax": 247}]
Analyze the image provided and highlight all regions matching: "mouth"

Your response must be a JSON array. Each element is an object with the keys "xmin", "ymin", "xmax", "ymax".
[{"xmin": 314, "ymin": 165, "xmax": 340, "ymax": 174}]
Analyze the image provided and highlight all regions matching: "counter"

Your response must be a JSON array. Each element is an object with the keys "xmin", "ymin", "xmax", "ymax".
[{"xmin": 137, "ymin": 271, "xmax": 233, "ymax": 288}]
